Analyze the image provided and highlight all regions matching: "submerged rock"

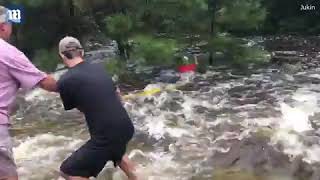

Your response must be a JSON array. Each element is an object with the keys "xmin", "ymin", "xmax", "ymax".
[
  {"xmin": 212, "ymin": 169, "xmax": 266, "ymax": 180},
  {"xmin": 203, "ymin": 134, "xmax": 292, "ymax": 178},
  {"xmin": 154, "ymin": 70, "xmax": 181, "ymax": 83}
]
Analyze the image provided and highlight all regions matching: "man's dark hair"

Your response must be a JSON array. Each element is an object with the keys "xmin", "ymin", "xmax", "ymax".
[{"xmin": 62, "ymin": 50, "xmax": 83, "ymax": 60}]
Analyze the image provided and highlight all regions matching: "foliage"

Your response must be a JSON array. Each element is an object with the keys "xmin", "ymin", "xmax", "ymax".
[
  {"xmin": 104, "ymin": 14, "xmax": 133, "ymax": 40},
  {"xmin": 216, "ymin": 0, "xmax": 267, "ymax": 32},
  {"xmin": 32, "ymin": 48, "xmax": 60, "ymax": 72},
  {"xmin": 104, "ymin": 57, "xmax": 127, "ymax": 76},
  {"xmin": 131, "ymin": 35, "xmax": 178, "ymax": 66},
  {"xmin": 1, "ymin": 0, "xmax": 317, "ymax": 74},
  {"xmin": 104, "ymin": 14, "xmax": 133, "ymax": 60},
  {"xmin": 261, "ymin": 0, "xmax": 320, "ymax": 34},
  {"xmin": 206, "ymin": 34, "xmax": 270, "ymax": 65}
]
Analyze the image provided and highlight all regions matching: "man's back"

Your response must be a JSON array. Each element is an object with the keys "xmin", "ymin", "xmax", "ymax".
[{"xmin": 58, "ymin": 61, "xmax": 134, "ymax": 141}]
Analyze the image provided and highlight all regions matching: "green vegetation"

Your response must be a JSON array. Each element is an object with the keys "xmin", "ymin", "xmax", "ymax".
[
  {"xmin": 131, "ymin": 35, "xmax": 178, "ymax": 66},
  {"xmin": 104, "ymin": 57, "xmax": 127, "ymax": 76},
  {"xmin": 0, "ymin": 0, "xmax": 317, "ymax": 73},
  {"xmin": 104, "ymin": 14, "xmax": 133, "ymax": 60},
  {"xmin": 32, "ymin": 48, "xmax": 60, "ymax": 72}
]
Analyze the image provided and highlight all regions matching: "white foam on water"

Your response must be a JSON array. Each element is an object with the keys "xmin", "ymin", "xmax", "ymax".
[
  {"xmin": 145, "ymin": 116, "xmax": 166, "ymax": 140},
  {"xmin": 279, "ymin": 103, "xmax": 312, "ymax": 132},
  {"xmin": 179, "ymin": 72, "xmax": 195, "ymax": 83},
  {"xmin": 166, "ymin": 127, "xmax": 188, "ymax": 138},
  {"xmin": 308, "ymin": 73, "xmax": 320, "ymax": 79},
  {"xmin": 96, "ymin": 151, "xmax": 184, "ymax": 180},
  {"xmin": 13, "ymin": 134, "xmax": 84, "ymax": 180},
  {"xmin": 24, "ymin": 69, "xmax": 66, "ymax": 102},
  {"xmin": 17, "ymin": 69, "xmax": 320, "ymax": 179},
  {"xmin": 24, "ymin": 88, "xmax": 50, "ymax": 101},
  {"xmin": 130, "ymin": 152, "xmax": 183, "ymax": 180},
  {"xmin": 270, "ymin": 87, "xmax": 320, "ymax": 164}
]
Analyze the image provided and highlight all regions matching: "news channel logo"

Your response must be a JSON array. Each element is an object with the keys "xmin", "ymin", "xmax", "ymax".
[{"xmin": 5, "ymin": 5, "xmax": 24, "ymax": 24}]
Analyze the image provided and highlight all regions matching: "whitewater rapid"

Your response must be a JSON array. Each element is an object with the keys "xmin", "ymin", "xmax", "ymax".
[{"xmin": 11, "ymin": 67, "xmax": 320, "ymax": 180}]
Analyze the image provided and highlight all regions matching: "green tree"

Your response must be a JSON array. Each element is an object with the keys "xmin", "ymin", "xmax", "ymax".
[
  {"xmin": 131, "ymin": 35, "xmax": 178, "ymax": 66},
  {"xmin": 33, "ymin": 48, "xmax": 60, "ymax": 72},
  {"xmin": 216, "ymin": 0, "xmax": 266, "ymax": 33},
  {"xmin": 104, "ymin": 14, "xmax": 133, "ymax": 60}
]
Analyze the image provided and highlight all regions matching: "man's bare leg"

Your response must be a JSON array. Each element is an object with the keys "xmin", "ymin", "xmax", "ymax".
[
  {"xmin": 118, "ymin": 155, "xmax": 138, "ymax": 180},
  {"xmin": 0, "ymin": 176, "xmax": 18, "ymax": 180}
]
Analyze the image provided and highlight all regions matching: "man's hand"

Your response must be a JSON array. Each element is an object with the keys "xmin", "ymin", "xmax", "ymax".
[{"xmin": 39, "ymin": 74, "xmax": 58, "ymax": 92}]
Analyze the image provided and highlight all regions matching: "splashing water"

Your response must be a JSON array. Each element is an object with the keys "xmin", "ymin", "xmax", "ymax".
[{"xmin": 11, "ymin": 67, "xmax": 320, "ymax": 179}]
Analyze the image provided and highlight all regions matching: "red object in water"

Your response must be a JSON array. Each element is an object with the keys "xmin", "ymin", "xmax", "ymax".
[{"xmin": 178, "ymin": 64, "xmax": 197, "ymax": 73}]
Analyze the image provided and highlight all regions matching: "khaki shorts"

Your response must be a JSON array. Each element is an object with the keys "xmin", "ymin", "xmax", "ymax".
[{"xmin": 0, "ymin": 125, "xmax": 17, "ymax": 177}]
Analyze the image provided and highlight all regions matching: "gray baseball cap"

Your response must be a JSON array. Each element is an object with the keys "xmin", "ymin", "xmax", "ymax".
[
  {"xmin": 0, "ymin": 6, "xmax": 8, "ymax": 24},
  {"xmin": 59, "ymin": 36, "xmax": 83, "ymax": 54}
]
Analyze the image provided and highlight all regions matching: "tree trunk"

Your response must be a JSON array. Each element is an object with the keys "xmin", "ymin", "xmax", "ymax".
[
  {"xmin": 208, "ymin": 0, "xmax": 217, "ymax": 65},
  {"xmin": 125, "ymin": 42, "xmax": 131, "ymax": 60},
  {"xmin": 69, "ymin": 0, "xmax": 75, "ymax": 17},
  {"xmin": 209, "ymin": 18, "xmax": 214, "ymax": 65},
  {"xmin": 117, "ymin": 39, "xmax": 126, "ymax": 61}
]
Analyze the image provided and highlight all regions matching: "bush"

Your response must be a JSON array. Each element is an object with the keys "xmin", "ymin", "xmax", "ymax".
[
  {"xmin": 206, "ymin": 34, "xmax": 270, "ymax": 65},
  {"xmin": 104, "ymin": 14, "xmax": 133, "ymax": 40},
  {"xmin": 32, "ymin": 48, "xmax": 60, "ymax": 72},
  {"xmin": 216, "ymin": 0, "xmax": 266, "ymax": 32},
  {"xmin": 104, "ymin": 58, "xmax": 127, "ymax": 76},
  {"xmin": 131, "ymin": 35, "xmax": 178, "ymax": 66},
  {"xmin": 104, "ymin": 14, "xmax": 133, "ymax": 60}
]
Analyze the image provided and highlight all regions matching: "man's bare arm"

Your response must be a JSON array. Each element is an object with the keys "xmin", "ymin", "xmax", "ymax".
[{"xmin": 39, "ymin": 75, "xmax": 58, "ymax": 92}]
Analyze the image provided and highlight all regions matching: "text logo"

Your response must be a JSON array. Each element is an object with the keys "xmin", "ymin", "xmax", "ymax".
[
  {"xmin": 4, "ymin": 5, "xmax": 24, "ymax": 24},
  {"xmin": 7, "ymin": 9, "xmax": 22, "ymax": 23}
]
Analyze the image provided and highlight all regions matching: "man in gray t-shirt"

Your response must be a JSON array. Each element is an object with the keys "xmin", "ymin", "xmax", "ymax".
[{"xmin": 0, "ymin": 6, "xmax": 57, "ymax": 180}]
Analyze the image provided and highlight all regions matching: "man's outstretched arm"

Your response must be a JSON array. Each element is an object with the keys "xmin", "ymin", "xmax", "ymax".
[
  {"xmin": 39, "ymin": 74, "xmax": 58, "ymax": 92},
  {"xmin": 6, "ymin": 50, "xmax": 58, "ymax": 92}
]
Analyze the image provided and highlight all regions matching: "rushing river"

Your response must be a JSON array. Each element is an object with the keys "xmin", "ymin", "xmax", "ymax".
[{"xmin": 8, "ymin": 63, "xmax": 320, "ymax": 180}]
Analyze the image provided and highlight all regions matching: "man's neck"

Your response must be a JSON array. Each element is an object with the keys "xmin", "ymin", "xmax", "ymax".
[{"xmin": 66, "ymin": 58, "xmax": 84, "ymax": 68}]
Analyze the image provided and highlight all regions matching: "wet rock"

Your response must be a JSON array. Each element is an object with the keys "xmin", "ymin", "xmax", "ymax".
[
  {"xmin": 154, "ymin": 70, "xmax": 181, "ymax": 83},
  {"xmin": 246, "ymin": 108, "xmax": 281, "ymax": 119},
  {"xmin": 207, "ymin": 135, "xmax": 291, "ymax": 175},
  {"xmin": 228, "ymin": 85, "xmax": 258, "ymax": 97},
  {"xmin": 229, "ymin": 92, "xmax": 243, "ymax": 98},
  {"xmin": 290, "ymin": 155, "xmax": 314, "ymax": 180},
  {"xmin": 273, "ymin": 51, "xmax": 299, "ymax": 56},
  {"xmin": 233, "ymin": 97, "xmax": 261, "ymax": 106},
  {"xmin": 194, "ymin": 106, "xmax": 209, "ymax": 114},
  {"xmin": 311, "ymin": 168, "xmax": 320, "ymax": 180},
  {"xmin": 130, "ymin": 131, "xmax": 158, "ymax": 149},
  {"xmin": 281, "ymin": 63, "xmax": 303, "ymax": 74},
  {"xmin": 85, "ymin": 49, "xmax": 117, "ymax": 62},
  {"xmin": 294, "ymin": 76, "xmax": 320, "ymax": 84},
  {"xmin": 160, "ymin": 100, "xmax": 183, "ymax": 112},
  {"xmin": 199, "ymin": 86, "xmax": 212, "ymax": 93},
  {"xmin": 206, "ymin": 107, "xmax": 240, "ymax": 118},
  {"xmin": 303, "ymin": 136, "xmax": 320, "ymax": 146},
  {"xmin": 210, "ymin": 124, "xmax": 243, "ymax": 136},
  {"xmin": 212, "ymin": 169, "xmax": 266, "ymax": 180},
  {"xmin": 177, "ymin": 83, "xmax": 197, "ymax": 91}
]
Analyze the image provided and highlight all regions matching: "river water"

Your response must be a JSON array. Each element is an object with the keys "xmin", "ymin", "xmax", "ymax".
[{"xmin": 9, "ymin": 63, "xmax": 320, "ymax": 180}]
